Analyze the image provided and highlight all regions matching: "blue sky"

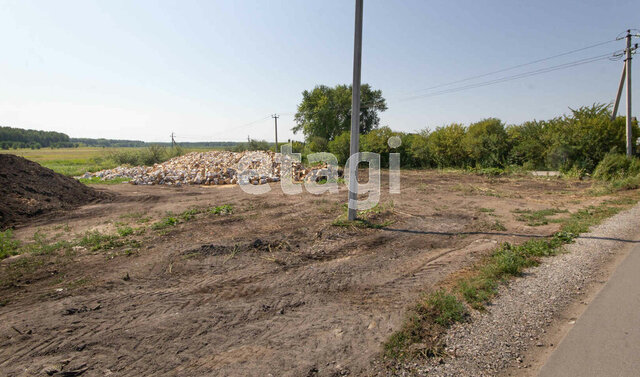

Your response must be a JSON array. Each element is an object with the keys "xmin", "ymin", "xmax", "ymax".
[{"xmin": 0, "ymin": 0, "xmax": 638, "ymax": 142}]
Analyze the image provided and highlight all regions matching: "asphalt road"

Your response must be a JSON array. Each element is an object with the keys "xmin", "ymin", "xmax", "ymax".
[{"xmin": 538, "ymin": 241, "xmax": 640, "ymax": 377}]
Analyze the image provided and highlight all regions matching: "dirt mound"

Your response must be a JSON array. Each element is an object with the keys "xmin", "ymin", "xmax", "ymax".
[{"xmin": 0, "ymin": 154, "xmax": 107, "ymax": 229}]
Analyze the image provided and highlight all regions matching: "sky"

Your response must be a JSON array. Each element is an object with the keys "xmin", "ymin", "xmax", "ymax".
[{"xmin": 0, "ymin": 0, "xmax": 639, "ymax": 142}]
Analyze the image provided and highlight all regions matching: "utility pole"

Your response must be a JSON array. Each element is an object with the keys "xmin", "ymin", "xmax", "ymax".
[
  {"xmin": 272, "ymin": 114, "xmax": 279, "ymax": 153},
  {"xmin": 347, "ymin": 0, "xmax": 363, "ymax": 221},
  {"xmin": 171, "ymin": 132, "xmax": 176, "ymax": 148},
  {"xmin": 611, "ymin": 62, "xmax": 626, "ymax": 120},
  {"xmin": 611, "ymin": 30, "xmax": 637, "ymax": 156},
  {"xmin": 625, "ymin": 30, "xmax": 633, "ymax": 157}
]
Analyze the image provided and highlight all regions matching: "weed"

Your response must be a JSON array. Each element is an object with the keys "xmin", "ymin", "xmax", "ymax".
[
  {"xmin": 332, "ymin": 203, "xmax": 394, "ymax": 229},
  {"xmin": 383, "ymin": 290, "xmax": 466, "ymax": 359},
  {"xmin": 0, "ymin": 229, "xmax": 21, "ymax": 260},
  {"xmin": 561, "ymin": 205, "xmax": 621, "ymax": 234},
  {"xmin": 116, "ymin": 226, "xmax": 134, "ymax": 237},
  {"xmin": 180, "ymin": 208, "xmax": 201, "ymax": 221},
  {"xmin": 490, "ymin": 220, "xmax": 506, "ymax": 231},
  {"xmin": 78, "ymin": 231, "xmax": 122, "ymax": 251},
  {"xmin": 78, "ymin": 177, "xmax": 131, "ymax": 185},
  {"xmin": 209, "ymin": 204, "xmax": 233, "ymax": 215},
  {"xmin": 513, "ymin": 208, "xmax": 568, "ymax": 226},
  {"xmin": 152, "ymin": 216, "xmax": 179, "ymax": 230},
  {"xmin": 478, "ymin": 207, "xmax": 495, "ymax": 213}
]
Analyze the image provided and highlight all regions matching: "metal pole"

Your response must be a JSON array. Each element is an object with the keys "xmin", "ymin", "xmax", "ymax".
[
  {"xmin": 626, "ymin": 30, "xmax": 633, "ymax": 157},
  {"xmin": 348, "ymin": 0, "xmax": 363, "ymax": 221},
  {"xmin": 272, "ymin": 114, "xmax": 279, "ymax": 153},
  {"xmin": 611, "ymin": 61, "xmax": 626, "ymax": 120}
]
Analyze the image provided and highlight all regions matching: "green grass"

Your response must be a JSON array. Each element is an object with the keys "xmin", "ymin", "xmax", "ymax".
[
  {"xmin": 478, "ymin": 207, "xmax": 495, "ymax": 213},
  {"xmin": 560, "ymin": 205, "xmax": 623, "ymax": 234},
  {"xmin": 384, "ymin": 197, "xmax": 635, "ymax": 362},
  {"xmin": 332, "ymin": 203, "xmax": 394, "ymax": 229},
  {"xmin": 209, "ymin": 204, "xmax": 233, "ymax": 215},
  {"xmin": 116, "ymin": 226, "xmax": 134, "ymax": 237},
  {"xmin": 512, "ymin": 208, "xmax": 568, "ymax": 226},
  {"xmin": 0, "ymin": 230, "xmax": 21, "ymax": 260},
  {"xmin": 77, "ymin": 177, "xmax": 131, "ymax": 185},
  {"xmin": 151, "ymin": 216, "xmax": 179, "ymax": 230},
  {"xmin": 152, "ymin": 205, "xmax": 234, "ymax": 231},
  {"xmin": 0, "ymin": 146, "xmax": 216, "ymax": 176},
  {"xmin": 384, "ymin": 290, "xmax": 467, "ymax": 359}
]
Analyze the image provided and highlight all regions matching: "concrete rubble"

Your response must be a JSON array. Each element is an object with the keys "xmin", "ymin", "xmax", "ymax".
[{"xmin": 79, "ymin": 151, "xmax": 332, "ymax": 186}]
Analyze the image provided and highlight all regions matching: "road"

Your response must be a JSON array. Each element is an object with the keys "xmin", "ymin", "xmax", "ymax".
[{"xmin": 538, "ymin": 240, "xmax": 640, "ymax": 377}]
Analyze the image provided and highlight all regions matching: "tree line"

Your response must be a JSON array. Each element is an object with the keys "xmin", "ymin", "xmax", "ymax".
[
  {"xmin": 0, "ymin": 127, "xmax": 241, "ymax": 149},
  {"xmin": 292, "ymin": 84, "xmax": 640, "ymax": 175},
  {"xmin": 0, "ymin": 126, "xmax": 74, "ymax": 149}
]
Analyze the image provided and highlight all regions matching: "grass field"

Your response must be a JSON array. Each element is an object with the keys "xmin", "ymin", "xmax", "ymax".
[{"xmin": 0, "ymin": 147, "xmax": 217, "ymax": 176}]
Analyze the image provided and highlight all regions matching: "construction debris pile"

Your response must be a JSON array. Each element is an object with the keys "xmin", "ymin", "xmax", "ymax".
[{"xmin": 80, "ymin": 151, "xmax": 329, "ymax": 186}]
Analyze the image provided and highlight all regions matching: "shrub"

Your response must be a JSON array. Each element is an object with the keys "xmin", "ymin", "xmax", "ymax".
[
  {"xmin": 328, "ymin": 131, "xmax": 351, "ymax": 165},
  {"xmin": 462, "ymin": 118, "xmax": 509, "ymax": 168},
  {"xmin": 427, "ymin": 123, "xmax": 468, "ymax": 168},
  {"xmin": 593, "ymin": 153, "xmax": 640, "ymax": 181},
  {"xmin": 402, "ymin": 132, "xmax": 431, "ymax": 168}
]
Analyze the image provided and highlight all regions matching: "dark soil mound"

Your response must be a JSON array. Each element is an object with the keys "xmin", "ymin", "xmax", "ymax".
[{"xmin": 0, "ymin": 154, "xmax": 108, "ymax": 229}]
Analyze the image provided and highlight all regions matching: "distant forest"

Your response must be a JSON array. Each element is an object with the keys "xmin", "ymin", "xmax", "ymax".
[{"xmin": 0, "ymin": 126, "xmax": 239, "ymax": 149}]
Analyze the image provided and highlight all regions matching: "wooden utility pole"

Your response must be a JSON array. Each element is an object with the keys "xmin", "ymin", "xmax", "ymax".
[
  {"xmin": 347, "ymin": 0, "xmax": 363, "ymax": 221},
  {"xmin": 272, "ymin": 114, "xmax": 279, "ymax": 153},
  {"xmin": 171, "ymin": 132, "xmax": 176, "ymax": 148},
  {"xmin": 625, "ymin": 30, "xmax": 633, "ymax": 157}
]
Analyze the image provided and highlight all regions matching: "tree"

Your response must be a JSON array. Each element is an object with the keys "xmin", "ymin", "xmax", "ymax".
[
  {"xmin": 293, "ymin": 84, "xmax": 387, "ymax": 141},
  {"xmin": 462, "ymin": 118, "xmax": 509, "ymax": 168},
  {"xmin": 427, "ymin": 123, "xmax": 468, "ymax": 168}
]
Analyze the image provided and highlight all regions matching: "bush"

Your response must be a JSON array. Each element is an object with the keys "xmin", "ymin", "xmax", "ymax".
[
  {"xmin": 593, "ymin": 153, "xmax": 640, "ymax": 181},
  {"xmin": 107, "ymin": 145, "xmax": 185, "ymax": 166},
  {"xmin": 427, "ymin": 124, "xmax": 468, "ymax": 168},
  {"xmin": 462, "ymin": 118, "xmax": 509, "ymax": 168},
  {"xmin": 402, "ymin": 132, "xmax": 431, "ymax": 168},
  {"xmin": 328, "ymin": 131, "xmax": 351, "ymax": 165}
]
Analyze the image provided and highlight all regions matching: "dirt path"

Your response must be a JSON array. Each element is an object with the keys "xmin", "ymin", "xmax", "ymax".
[{"xmin": 0, "ymin": 171, "xmax": 607, "ymax": 376}]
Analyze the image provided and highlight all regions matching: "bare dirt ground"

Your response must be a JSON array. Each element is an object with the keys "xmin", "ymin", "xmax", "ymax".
[{"xmin": 0, "ymin": 171, "xmax": 613, "ymax": 376}]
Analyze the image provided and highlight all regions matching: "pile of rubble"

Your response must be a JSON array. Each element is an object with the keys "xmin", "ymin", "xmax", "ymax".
[{"xmin": 80, "ymin": 151, "xmax": 324, "ymax": 186}]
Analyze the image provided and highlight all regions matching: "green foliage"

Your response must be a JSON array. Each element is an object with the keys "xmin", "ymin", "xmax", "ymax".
[
  {"xmin": 561, "ymin": 205, "xmax": 622, "ymax": 234},
  {"xmin": 424, "ymin": 290, "xmax": 468, "ymax": 327},
  {"xmin": 78, "ymin": 177, "xmax": 131, "ymax": 185},
  {"xmin": 233, "ymin": 138, "xmax": 272, "ymax": 152},
  {"xmin": 306, "ymin": 136, "xmax": 329, "ymax": 154},
  {"xmin": 116, "ymin": 226, "xmax": 134, "ymax": 237},
  {"xmin": 332, "ymin": 203, "xmax": 394, "ymax": 229},
  {"xmin": 209, "ymin": 204, "xmax": 233, "ymax": 215},
  {"xmin": 593, "ymin": 153, "xmax": 640, "ymax": 181},
  {"xmin": 427, "ymin": 123, "xmax": 468, "ymax": 167},
  {"xmin": 293, "ymin": 84, "xmax": 387, "ymax": 141},
  {"xmin": 506, "ymin": 120, "xmax": 548, "ymax": 169},
  {"xmin": 327, "ymin": 131, "xmax": 351, "ymax": 165},
  {"xmin": 463, "ymin": 118, "xmax": 509, "ymax": 168},
  {"xmin": 107, "ymin": 145, "xmax": 185, "ymax": 166},
  {"xmin": 402, "ymin": 131, "xmax": 431, "ymax": 168},
  {"xmin": 383, "ymin": 290, "xmax": 466, "ymax": 359},
  {"xmin": 151, "ymin": 216, "xmax": 179, "ymax": 230},
  {"xmin": 0, "ymin": 126, "xmax": 72, "ymax": 148},
  {"xmin": 513, "ymin": 208, "xmax": 568, "ymax": 226},
  {"xmin": 0, "ymin": 230, "xmax": 21, "ymax": 260}
]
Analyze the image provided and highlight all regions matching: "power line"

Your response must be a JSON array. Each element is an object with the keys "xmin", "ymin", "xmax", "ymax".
[
  {"xmin": 401, "ymin": 51, "xmax": 617, "ymax": 100},
  {"xmin": 407, "ymin": 39, "xmax": 617, "ymax": 94}
]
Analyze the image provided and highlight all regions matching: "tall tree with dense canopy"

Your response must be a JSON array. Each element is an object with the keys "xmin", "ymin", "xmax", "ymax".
[{"xmin": 292, "ymin": 84, "xmax": 387, "ymax": 142}]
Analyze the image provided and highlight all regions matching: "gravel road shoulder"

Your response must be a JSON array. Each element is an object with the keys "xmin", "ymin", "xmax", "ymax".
[{"xmin": 397, "ymin": 202, "xmax": 640, "ymax": 376}]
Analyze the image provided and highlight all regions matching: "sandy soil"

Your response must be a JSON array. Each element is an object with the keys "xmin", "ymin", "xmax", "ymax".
[{"xmin": 0, "ymin": 171, "xmax": 606, "ymax": 376}]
